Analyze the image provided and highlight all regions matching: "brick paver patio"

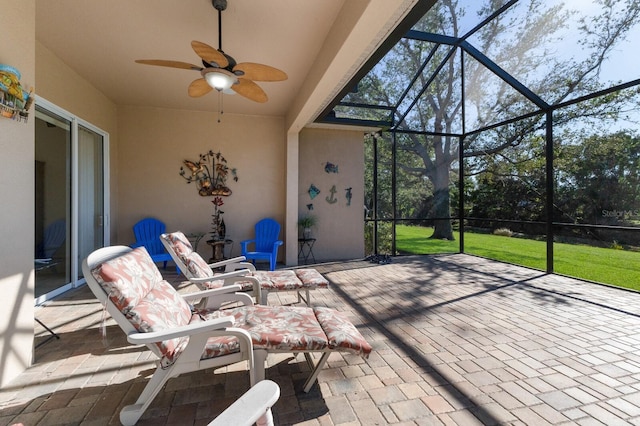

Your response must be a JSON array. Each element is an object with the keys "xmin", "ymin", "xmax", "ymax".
[{"xmin": 1, "ymin": 254, "xmax": 639, "ymax": 425}]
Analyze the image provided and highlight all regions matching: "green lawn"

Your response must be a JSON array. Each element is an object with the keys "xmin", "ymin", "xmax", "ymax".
[{"xmin": 395, "ymin": 225, "xmax": 640, "ymax": 291}]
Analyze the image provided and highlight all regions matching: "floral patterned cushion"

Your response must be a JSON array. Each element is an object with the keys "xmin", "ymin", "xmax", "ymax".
[
  {"xmin": 184, "ymin": 251, "xmax": 214, "ymax": 278},
  {"xmin": 252, "ymin": 270, "xmax": 304, "ymax": 290},
  {"xmin": 91, "ymin": 247, "xmax": 163, "ymax": 313},
  {"xmin": 295, "ymin": 269, "xmax": 329, "ymax": 288},
  {"xmin": 246, "ymin": 269, "xmax": 329, "ymax": 291},
  {"xmin": 197, "ymin": 305, "xmax": 372, "ymax": 358},
  {"xmin": 314, "ymin": 307, "xmax": 372, "ymax": 357},
  {"xmin": 91, "ymin": 247, "xmax": 195, "ymax": 366},
  {"xmin": 163, "ymin": 231, "xmax": 193, "ymax": 260},
  {"xmin": 184, "ymin": 252, "xmax": 230, "ymax": 290},
  {"xmin": 162, "ymin": 232, "xmax": 230, "ymax": 290},
  {"xmin": 200, "ymin": 305, "xmax": 329, "ymax": 351}
]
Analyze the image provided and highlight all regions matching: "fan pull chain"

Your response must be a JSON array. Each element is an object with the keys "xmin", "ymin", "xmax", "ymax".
[{"xmin": 217, "ymin": 91, "xmax": 224, "ymax": 123}]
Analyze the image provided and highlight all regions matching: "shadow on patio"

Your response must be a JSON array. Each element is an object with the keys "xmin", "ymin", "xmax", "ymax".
[{"xmin": 2, "ymin": 254, "xmax": 639, "ymax": 425}]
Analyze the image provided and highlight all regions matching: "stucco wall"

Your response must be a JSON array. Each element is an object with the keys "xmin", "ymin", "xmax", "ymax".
[
  {"xmin": 117, "ymin": 106, "xmax": 286, "ymax": 261},
  {"xmin": 299, "ymin": 128, "xmax": 364, "ymax": 262},
  {"xmin": 0, "ymin": 0, "xmax": 36, "ymax": 387}
]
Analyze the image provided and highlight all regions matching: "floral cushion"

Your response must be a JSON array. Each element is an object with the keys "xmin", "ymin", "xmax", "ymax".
[
  {"xmin": 253, "ymin": 270, "xmax": 305, "ymax": 290},
  {"xmin": 244, "ymin": 269, "xmax": 329, "ymax": 291},
  {"xmin": 91, "ymin": 247, "xmax": 163, "ymax": 313},
  {"xmin": 162, "ymin": 232, "xmax": 229, "ymax": 290},
  {"xmin": 185, "ymin": 313, "xmax": 243, "ymax": 359},
  {"xmin": 314, "ymin": 307, "xmax": 372, "ymax": 357},
  {"xmin": 91, "ymin": 247, "xmax": 194, "ymax": 366},
  {"xmin": 184, "ymin": 251, "xmax": 214, "ymax": 278},
  {"xmin": 295, "ymin": 269, "xmax": 329, "ymax": 288},
  {"xmin": 162, "ymin": 231, "xmax": 193, "ymax": 261},
  {"xmin": 197, "ymin": 305, "xmax": 372, "ymax": 358},
  {"xmin": 200, "ymin": 305, "xmax": 329, "ymax": 351}
]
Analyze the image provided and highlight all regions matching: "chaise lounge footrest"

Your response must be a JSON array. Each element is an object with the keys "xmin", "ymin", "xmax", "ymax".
[
  {"xmin": 247, "ymin": 269, "xmax": 329, "ymax": 305},
  {"xmin": 200, "ymin": 304, "xmax": 371, "ymax": 391}
]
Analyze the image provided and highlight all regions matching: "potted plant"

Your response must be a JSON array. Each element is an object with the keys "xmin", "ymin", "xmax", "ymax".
[{"xmin": 297, "ymin": 214, "xmax": 317, "ymax": 239}]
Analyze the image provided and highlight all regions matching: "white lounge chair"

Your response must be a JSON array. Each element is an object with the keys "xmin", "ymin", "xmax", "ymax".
[
  {"xmin": 83, "ymin": 245, "xmax": 256, "ymax": 425},
  {"xmin": 208, "ymin": 379, "xmax": 280, "ymax": 426},
  {"xmin": 161, "ymin": 231, "xmax": 329, "ymax": 305},
  {"xmin": 84, "ymin": 245, "xmax": 371, "ymax": 425}
]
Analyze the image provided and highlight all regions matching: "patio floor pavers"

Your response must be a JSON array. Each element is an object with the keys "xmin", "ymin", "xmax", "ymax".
[{"xmin": 1, "ymin": 253, "xmax": 640, "ymax": 425}]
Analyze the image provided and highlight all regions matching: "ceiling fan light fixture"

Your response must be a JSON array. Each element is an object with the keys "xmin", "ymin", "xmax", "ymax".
[{"xmin": 202, "ymin": 68, "xmax": 237, "ymax": 91}]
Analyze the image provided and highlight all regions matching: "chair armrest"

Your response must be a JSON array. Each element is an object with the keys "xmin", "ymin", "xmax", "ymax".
[
  {"xmin": 182, "ymin": 284, "xmax": 243, "ymax": 301},
  {"xmin": 224, "ymin": 275, "xmax": 262, "ymax": 303},
  {"xmin": 271, "ymin": 240, "xmax": 283, "ymax": 256},
  {"xmin": 224, "ymin": 261, "xmax": 257, "ymax": 272},
  {"xmin": 240, "ymin": 239, "xmax": 255, "ymax": 252},
  {"xmin": 208, "ymin": 380, "xmax": 280, "ymax": 426},
  {"xmin": 184, "ymin": 269, "xmax": 251, "ymax": 285},
  {"xmin": 200, "ymin": 291, "xmax": 255, "ymax": 309},
  {"xmin": 126, "ymin": 315, "xmax": 235, "ymax": 344},
  {"xmin": 207, "ymin": 256, "xmax": 247, "ymax": 269},
  {"xmin": 183, "ymin": 284, "xmax": 255, "ymax": 308}
]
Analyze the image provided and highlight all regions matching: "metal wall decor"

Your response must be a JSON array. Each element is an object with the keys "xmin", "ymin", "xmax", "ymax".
[
  {"xmin": 211, "ymin": 196, "xmax": 226, "ymax": 239},
  {"xmin": 324, "ymin": 162, "xmax": 339, "ymax": 173},
  {"xmin": 326, "ymin": 185, "xmax": 338, "ymax": 204},
  {"xmin": 179, "ymin": 150, "xmax": 238, "ymax": 196},
  {"xmin": 308, "ymin": 184, "xmax": 320, "ymax": 199}
]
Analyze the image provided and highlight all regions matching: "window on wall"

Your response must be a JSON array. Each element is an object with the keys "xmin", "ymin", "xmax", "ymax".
[{"xmin": 34, "ymin": 100, "xmax": 109, "ymax": 304}]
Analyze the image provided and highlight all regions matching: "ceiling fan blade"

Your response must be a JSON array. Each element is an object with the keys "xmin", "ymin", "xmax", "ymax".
[
  {"xmin": 191, "ymin": 40, "xmax": 229, "ymax": 68},
  {"xmin": 232, "ymin": 78, "xmax": 268, "ymax": 103},
  {"xmin": 233, "ymin": 63, "xmax": 288, "ymax": 81},
  {"xmin": 135, "ymin": 59, "xmax": 203, "ymax": 71},
  {"xmin": 188, "ymin": 78, "xmax": 214, "ymax": 97}
]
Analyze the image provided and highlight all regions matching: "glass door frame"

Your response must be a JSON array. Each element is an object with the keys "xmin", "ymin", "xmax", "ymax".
[{"xmin": 35, "ymin": 97, "xmax": 110, "ymax": 305}]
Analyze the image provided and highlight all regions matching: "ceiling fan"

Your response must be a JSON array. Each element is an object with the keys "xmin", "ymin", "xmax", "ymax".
[{"xmin": 135, "ymin": 0, "xmax": 287, "ymax": 103}]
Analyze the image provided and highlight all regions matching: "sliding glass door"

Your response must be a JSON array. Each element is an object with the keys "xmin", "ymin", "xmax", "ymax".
[
  {"xmin": 77, "ymin": 125, "xmax": 105, "ymax": 274},
  {"xmin": 34, "ymin": 100, "xmax": 109, "ymax": 303}
]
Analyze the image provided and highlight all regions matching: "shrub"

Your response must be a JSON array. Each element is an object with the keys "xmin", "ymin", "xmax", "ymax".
[
  {"xmin": 611, "ymin": 240, "xmax": 624, "ymax": 250},
  {"xmin": 493, "ymin": 228, "xmax": 513, "ymax": 237}
]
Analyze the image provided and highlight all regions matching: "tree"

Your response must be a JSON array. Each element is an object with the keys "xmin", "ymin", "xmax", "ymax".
[
  {"xmin": 556, "ymin": 130, "xmax": 640, "ymax": 226},
  {"xmin": 355, "ymin": 0, "xmax": 640, "ymax": 241},
  {"xmin": 466, "ymin": 133, "xmax": 547, "ymax": 231}
]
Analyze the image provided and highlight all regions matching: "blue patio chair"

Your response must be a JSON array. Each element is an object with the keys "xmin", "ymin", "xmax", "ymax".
[
  {"xmin": 36, "ymin": 219, "xmax": 66, "ymax": 259},
  {"xmin": 240, "ymin": 218, "xmax": 283, "ymax": 271},
  {"xmin": 131, "ymin": 217, "xmax": 175, "ymax": 271}
]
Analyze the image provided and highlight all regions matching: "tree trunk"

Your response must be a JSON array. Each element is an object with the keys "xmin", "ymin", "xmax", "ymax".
[{"xmin": 430, "ymin": 163, "xmax": 454, "ymax": 240}]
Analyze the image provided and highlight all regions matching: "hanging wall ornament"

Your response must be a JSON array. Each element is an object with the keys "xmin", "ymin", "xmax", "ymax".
[
  {"xmin": 179, "ymin": 150, "xmax": 239, "ymax": 196},
  {"xmin": 345, "ymin": 187, "xmax": 352, "ymax": 206},
  {"xmin": 324, "ymin": 162, "xmax": 339, "ymax": 173},
  {"xmin": 326, "ymin": 185, "xmax": 338, "ymax": 204},
  {"xmin": 308, "ymin": 184, "xmax": 320, "ymax": 199}
]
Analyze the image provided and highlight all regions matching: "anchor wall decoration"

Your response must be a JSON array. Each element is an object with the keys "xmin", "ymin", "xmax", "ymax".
[{"xmin": 326, "ymin": 185, "xmax": 338, "ymax": 204}]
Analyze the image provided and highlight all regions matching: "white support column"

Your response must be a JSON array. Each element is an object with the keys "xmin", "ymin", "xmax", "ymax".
[{"xmin": 285, "ymin": 132, "xmax": 300, "ymax": 266}]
